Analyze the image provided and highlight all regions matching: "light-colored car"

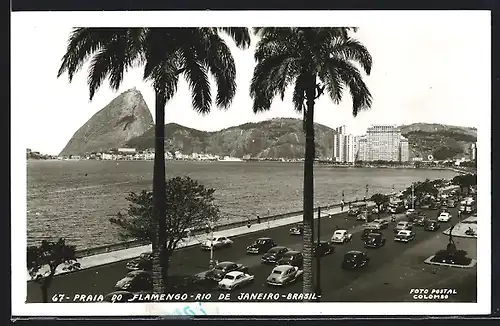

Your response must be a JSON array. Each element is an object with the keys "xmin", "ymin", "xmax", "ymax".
[
  {"xmin": 218, "ymin": 271, "xmax": 254, "ymax": 291},
  {"xmin": 394, "ymin": 230, "xmax": 416, "ymax": 242},
  {"xmin": 266, "ymin": 265, "xmax": 303, "ymax": 286},
  {"xmin": 201, "ymin": 236, "xmax": 233, "ymax": 250},
  {"xmin": 393, "ymin": 221, "xmax": 412, "ymax": 233},
  {"xmin": 331, "ymin": 229, "xmax": 353, "ymax": 244},
  {"xmin": 369, "ymin": 219, "xmax": 389, "ymax": 230},
  {"xmin": 438, "ymin": 212, "xmax": 452, "ymax": 222}
]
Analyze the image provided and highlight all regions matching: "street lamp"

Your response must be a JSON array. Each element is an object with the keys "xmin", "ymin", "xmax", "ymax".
[
  {"xmin": 365, "ymin": 184, "xmax": 369, "ymax": 202},
  {"xmin": 207, "ymin": 223, "xmax": 216, "ymax": 270},
  {"xmin": 315, "ymin": 203, "xmax": 321, "ymax": 301}
]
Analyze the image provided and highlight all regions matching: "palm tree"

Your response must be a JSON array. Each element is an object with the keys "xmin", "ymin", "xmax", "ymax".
[
  {"xmin": 250, "ymin": 27, "xmax": 372, "ymax": 298},
  {"xmin": 57, "ymin": 27, "xmax": 250, "ymax": 293}
]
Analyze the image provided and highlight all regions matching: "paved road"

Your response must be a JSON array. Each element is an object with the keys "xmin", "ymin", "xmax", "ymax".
[{"xmin": 27, "ymin": 206, "xmax": 476, "ymax": 303}]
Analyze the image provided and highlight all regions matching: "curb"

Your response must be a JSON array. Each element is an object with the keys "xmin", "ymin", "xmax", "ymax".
[
  {"xmin": 423, "ymin": 255, "xmax": 477, "ymax": 268},
  {"xmin": 441, "ymin": 230, "xmax": 477, "ymax": 239}
]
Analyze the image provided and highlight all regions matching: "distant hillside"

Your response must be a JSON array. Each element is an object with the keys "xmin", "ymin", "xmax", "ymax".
[
  {"xmin": 399, "ymin": 123, "xmax": 477, "ymax": 160},
  {"xmin": 60, "ymin": 88, "xmax": 154, "ymax": 156},
  {"xmin": 126, "ymin": 118, "xmax": 336, "ymax": 159}
]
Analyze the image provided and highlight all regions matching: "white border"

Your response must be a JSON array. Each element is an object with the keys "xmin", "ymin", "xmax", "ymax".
[{"xmin": 11, "ymin": 10, "xmax": 491, "ymax": 316}]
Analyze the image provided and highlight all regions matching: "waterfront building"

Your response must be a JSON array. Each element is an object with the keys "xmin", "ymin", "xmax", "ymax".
[
  {"xmin": 356, "ymin": 136, "xmax": 368, "ymax": 161},
  {"xmin": 366, "ymin": 125, "xmax": 401, "ymax": 161},
  {"xmin": 117, "ymin": 148, "xmax": 136, "ymax": 153},
  {"xmin": 470, "ymin": 143, "xmax": 477, "ymax": 161},
  {"xmin": 400, "ymin": 137, "xmax": 410, "ymax": 162},
  {"xmin": 332, "ymin": 125, "xmax": 356, "ymax": 163}
]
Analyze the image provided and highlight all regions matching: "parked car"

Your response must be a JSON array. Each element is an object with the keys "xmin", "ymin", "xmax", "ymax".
[
  {"xmin": 394, "ymin": 230, "xmax": 416, "ymax": 242},
  {"xmin": 341, "ymin": 251, "xmax": 370, "ymax": 270},
  {"xmin": 313, "ymin": 241, "xmax": 334, "ymax": 257},
  {"xmin": 361, "ymin": 228, "xmax": 383, "ymax": 241},
  {"xmin": 289, "ymin": 223, "xmax": 303, "ymax": 235},
  {"xmin": 348, "ymin": 203, "xmax": 367, "ymax": 216},
  {"xmin": 447, "ymin": 200, "xmax": 456, "ymax": 208},
  {"xmin": 388, "ymin": 204, "xmax": 405, "ymax": 214},
  {"xmin": 266, "ymin": 265, "xmax": 303, "ymax": 286},
  {"xmin": 276, "ymin": 250, "xmax": 303, "ymax": 267},
  {"xmin": 438, "ymin": 212, "xmax": 452, "ymax": 222},
  {"xmin": 114, "ymin": 270, "xmax": 152, "ymax": 292},
  {"xmin": 126, "ymin": 252, "xmax": 152, "ymax": 271},
  {"xmin": 331, "ymin": 229, "xmax": 353, "ymax": 244},
  {"xmin": 201, "ymin": 236, "xmax": 233, "ymax": 251},
  {"xmin": 424, "ymin": 219, "xmax": 441, "ymax": 231},
  {"xmin": 246, "ymin": 237, "xmax": 277, "ymax": 254},
  {"xmin": 218, "ymin": 271, "xmax": 254, "ymax": 291},
  {"xmin": 364, "ymin": 233, "xmax": 386, "ymax": 249},
  {"xmin": 204, "ymin": 261, "xmax": 249, "ymax": 282},
  {"xmin": 405, "ymin": 208, "xmax": 418, "ymax": 218},
  {"xmin": 261, "ymin": 246, "xmax": 290, "ymax": 264},
  {"xmin": 393, "ymin": 221, "xmax": 412, "ymax": 233}
]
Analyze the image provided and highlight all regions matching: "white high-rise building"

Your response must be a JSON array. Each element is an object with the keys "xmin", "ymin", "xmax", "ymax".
[
  {"xmin": 400, "ymin": 137, "xmax": 410, "ymax": 162},
  {"xmin": 332, "ymin": 125, "xmax": 356, "ymax": 163},
  {"xmin": 366, "ymin": 125, "xmax": 402, "ymax": 162}
]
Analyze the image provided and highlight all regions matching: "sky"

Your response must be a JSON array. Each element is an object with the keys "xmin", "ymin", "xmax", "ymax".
[{"xmin": 11, "ymin": 11, "xmax": 491, "ymax": 155}]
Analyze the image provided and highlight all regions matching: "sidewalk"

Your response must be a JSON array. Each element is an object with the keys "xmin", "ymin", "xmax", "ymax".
[{"xmin": 27, "ymin": 202, "xmax": 374, "ymax": 281}]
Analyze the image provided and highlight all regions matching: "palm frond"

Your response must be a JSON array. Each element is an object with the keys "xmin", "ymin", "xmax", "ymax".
[
  {"xmin": 57, "ymin": 28, "xmax": 116, "ymax": 81},
  {"xmin": 200, "ymin": 33, "xmax": 237, "ymax": 108},
  {"xmin": 318, "ymin": 63, "xmax": 344, "ymax": 105},
  {"xmin": 328, "ymin": 58, "xmax": 372, "ymax": 116},
  {"xmin": 217, "ymin": 27, "xmax": 251, "ymax": 49},
  {"xmin": 292, "ymin": 73, "xmax": 307, "ymax": 112},
  {"xmin": 180, "ymin": 48, "xmax": 212, "ymax": 114},
  {"xmin": 332, "ymin": 37, "xmax": 373, "ymax": 75}
]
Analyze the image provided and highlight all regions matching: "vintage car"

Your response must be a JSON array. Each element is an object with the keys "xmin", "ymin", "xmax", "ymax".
[
  {"xmin": 347, "ymin": 207, "xmax": 361, "ymax": 216},
  {"xmin": 266, "ymin": 265, "xmax": 303, "ymax": 286},
  {"xmin": 367, "ymin": 219, "xmax": 389, "ymax": 230},
  {"xmin": 424, "ymin": 219, "xmax": 441, "ymax": 231},
  {"xmin": 114, "ymin": 270, "xmax": 152, "ymax": 292},
  {"xmin": 393, "ymin": 221, "xmax": 412, "ymax": 233},
  {"xmin": 447, "ymin": 200, "xmax": 457, "ymax": 208},
  {"xmin": 276, "ymin": 250, "xmax": 303, "ymax": 267},
  {"xmin": 412, "ymin": 214, "xmax": 428, "ymax": 227},
  {"xmin": 356, "ymin": 210, "xmax": 370, "ymax": 221},
  {"xmin": 341, "ymin": 251, "xmax": 370, "ymax": 270},
  {"xmin": 331, "ymin": 229, "xmax": 353, "ymax": 244},
  {"xmin": 261, "ymin": 246, "xmax": 290, "ymax": 264},
  {"xmin": 217, "ymin": 271, "xmax": 255, "ymax": 291},
  {"xmin": 364, "ymin": 233, "xmax": 386, "ymax": 249},
  {"xmin": 313, "ymin": 241, "xmax": 334, "ymax": 257},
  {"xmin": 437, "ymin": 212, "xmax": 452, "ymax": 222},
  {"xmin": 360, "ymin": 228, "xmax": 383, "ymax": 241},
  {"xmin": 394, "ymin": 230, "xmax": 416, "ymax": 242},
  {"xmin": 126, "ymin": 252, "xmax": 153, "ymax": 271},
  {"xmin": 246, "ymin": 237, "xmax": 277, "ymax": 254},
  {"xmin": 201, "ymin": 236, "xmax": 233, "ymax": 251},
  {"xmin": 405, "ymin": 209, "xmax": 418, "ymax": 220},
  {"xmin": 289, "ymin": 223, "xmax": 304, "ymax": 235},
  {"xmin": 204, "ymin": 261, "xmax": 249, "ymax": 282}
]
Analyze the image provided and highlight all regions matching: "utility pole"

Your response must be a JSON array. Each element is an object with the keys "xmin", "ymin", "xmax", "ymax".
[
  {"xmin": 208, "ymin": 223, "xmax": 215, "ymax": 269},
  {"xmin": 315, "ymin": 205, "xmax": 321, "ymax": 302},
  {"xmin": 365, "ymin": 184, "xmax": 369, "ymax": 202}
]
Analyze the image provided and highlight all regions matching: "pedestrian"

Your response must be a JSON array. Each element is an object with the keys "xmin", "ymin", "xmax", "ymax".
[
  {"xmin": 257, "ymin": 215, "xmax": 261, "ymax": 224},
  {"xmin": 391, "ymin": 214, "xmax": 396, "ymax": 223},
  {"xmin": 340, "ymin": 200, "xmax": 345, "ymax": 212}
]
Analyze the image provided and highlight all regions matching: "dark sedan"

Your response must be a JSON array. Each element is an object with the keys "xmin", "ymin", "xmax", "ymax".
[
  {"xmin": 364, "ymin": 233, "xmax": 386, "ymax": 249},
  {"xmin": 424, "ymin": 220, "xmax": 441, "ymax": 231},
  {"xmin": 246, "ymin": 237, "xmax": 277, "ymax": 254},
  {"xmin": 360, "ymin": 229, "xmax": 382, "ymax": 241},
  {"xmin": 413, "ymin": 214, "xmax": 428, "ymax": 227},
  {"xmin": 289, "ymin": 223, "xmax": 304, "ymax": 235},
  {"xmin": 204, "ymin": 261, "xmax": 249, "ymax": 282},
  {"xmin": 313, "ymin": 241, "xmax": 334, "ymax": 257},
  {"xmin": 126, "ymin": 252, "xmax": 153, "ymax": 271},
  {"xmin": 341, "ymin": 251, "xmax": 370, "ymax": 270},
  {"xmin": 276, "ymin": 250, "xmax": 303, "ymax": 267},
  {"xmin": 261, "ymin": 246, "xmax": 290, "ymax": 264}
]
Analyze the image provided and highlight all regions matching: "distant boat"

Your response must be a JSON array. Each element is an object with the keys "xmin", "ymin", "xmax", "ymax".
[{"xmin": 218, "ymin": 156, "xmax": 243, "ymax": 162}]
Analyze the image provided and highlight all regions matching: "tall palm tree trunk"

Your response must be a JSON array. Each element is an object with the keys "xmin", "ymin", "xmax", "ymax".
[
  {"xmin": 302, "ymin": 78, "xmax": 316, "ymax": 299},
  {"xmin": 152, "ymin": 90, "xmax": 167, "ymax": 293}
]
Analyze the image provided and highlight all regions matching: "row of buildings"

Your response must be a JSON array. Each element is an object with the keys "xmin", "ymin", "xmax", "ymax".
[{"xmin": 332, "ymin": 125, "xmax": 410, "ymax": 163}]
